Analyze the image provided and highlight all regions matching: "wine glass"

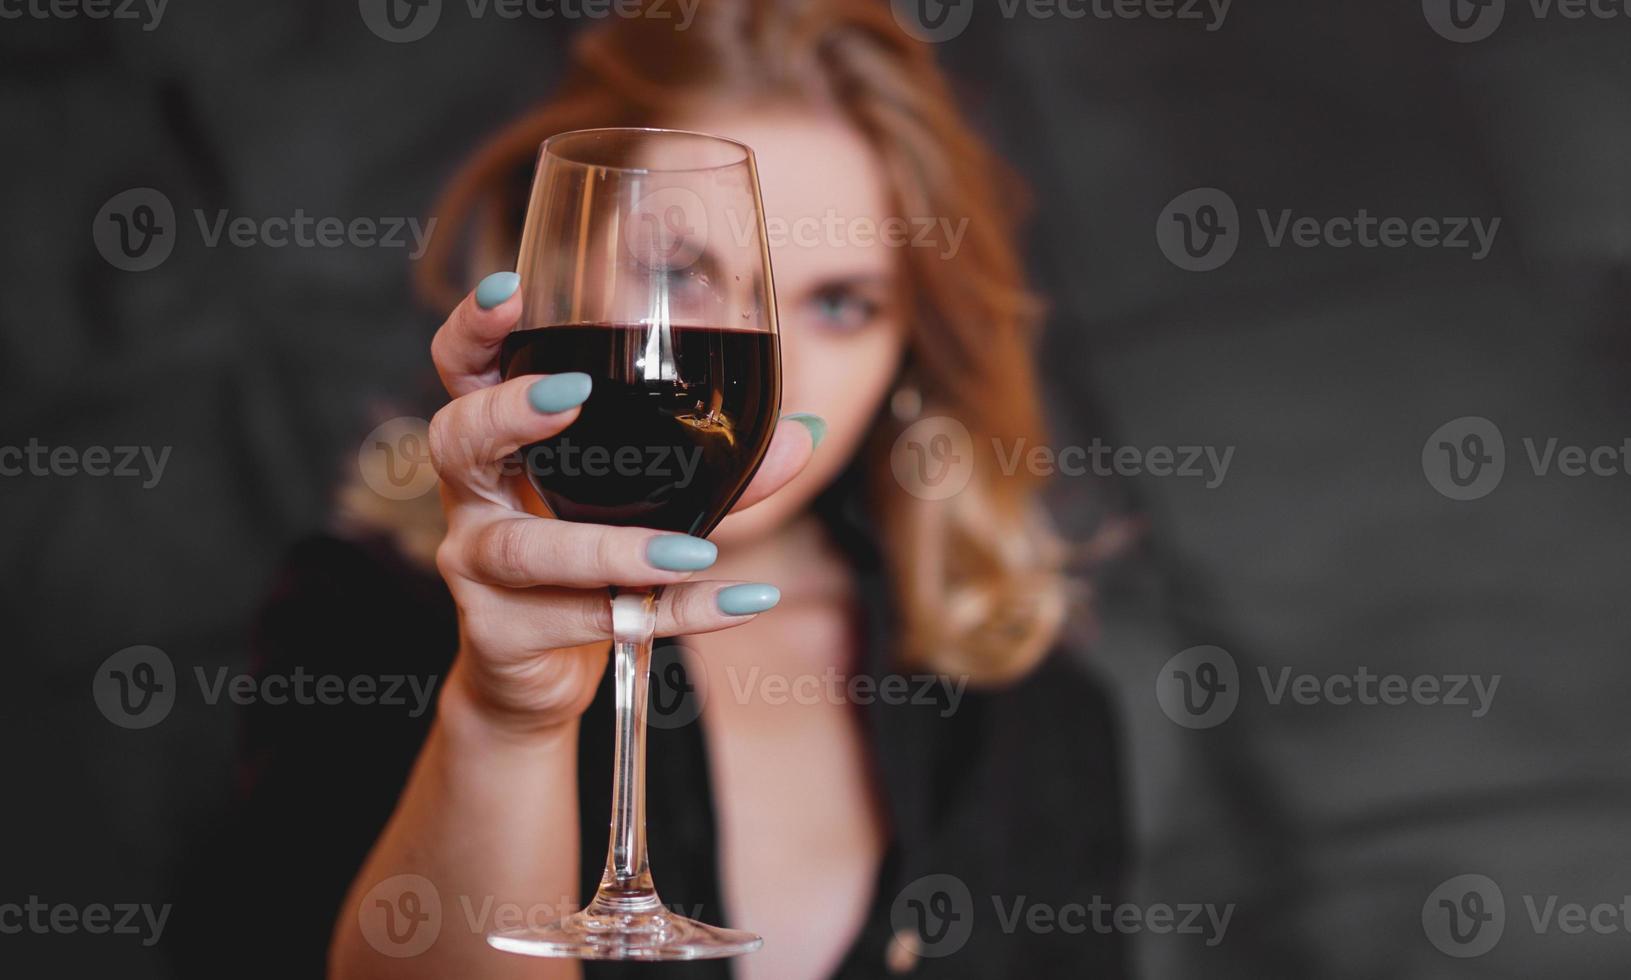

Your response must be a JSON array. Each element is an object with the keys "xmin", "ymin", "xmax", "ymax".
[{"xmin": 486, "ymin": 128, "xmax": 781, "ymax": 960}]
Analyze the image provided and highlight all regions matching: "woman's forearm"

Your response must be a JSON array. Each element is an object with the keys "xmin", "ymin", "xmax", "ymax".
[{"xmin": 328, "ymin": 662, "xmax": 584, "ymax": 980}]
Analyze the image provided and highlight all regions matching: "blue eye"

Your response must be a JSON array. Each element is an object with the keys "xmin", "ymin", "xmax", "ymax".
[{"xmin": 810, "ymin": 288, "xmax": 880, "ymax": 332}]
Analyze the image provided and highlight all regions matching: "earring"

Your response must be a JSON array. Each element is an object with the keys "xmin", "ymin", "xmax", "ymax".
[{"xmin": 890, "ymin": 382, "xmax": 923, "ymax": 423}]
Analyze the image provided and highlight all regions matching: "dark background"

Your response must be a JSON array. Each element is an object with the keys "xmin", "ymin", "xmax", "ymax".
[{"xmin": 4, "ymin": 0, "xmax": 1629, "ymax": 976}]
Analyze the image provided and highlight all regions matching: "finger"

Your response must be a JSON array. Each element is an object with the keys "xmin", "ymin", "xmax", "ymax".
[
  {"xmin": 657, "ymin": 581, "xmax": 782, "ymax": 636},
  {"xmin": 729, "ymin": 416, "xmax": 822, "ymax": 513},
  {"xmin": 428, "ymin": 373, "xmax": 589, "ymax": 494},
  {"xmin": 448, "ymin": 517, "xmax": 723, "ymax": 589},
  {"xmin": 462, "ymin": 581, "xmax": 783, "ymax": 651},
  {"xmin": 430, "ymin": 272, "xmax": 524, "ymax": 398}
]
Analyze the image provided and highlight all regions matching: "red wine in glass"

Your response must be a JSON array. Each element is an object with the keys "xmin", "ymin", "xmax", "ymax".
[
  {"xmin": 500, "ymin": 322, "xmax": 781, "ymax": 536},
  {"xmin": 486, "ymin": 128, "xmax": 781, "ymax": 961}
]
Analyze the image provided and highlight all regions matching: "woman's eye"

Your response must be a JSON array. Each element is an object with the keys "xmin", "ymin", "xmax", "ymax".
[
  {"xmin": 650, "ymin": 262, "xmax": 689, "ymax": 286},
  {"xmin": 809, "ymin": 288, "xmax": 881, "ymax": 333}
]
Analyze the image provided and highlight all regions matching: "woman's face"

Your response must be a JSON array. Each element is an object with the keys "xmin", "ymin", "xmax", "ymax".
[{"xmin": 673, "ymin": 109, "xmax": 911, "ymax": 546}]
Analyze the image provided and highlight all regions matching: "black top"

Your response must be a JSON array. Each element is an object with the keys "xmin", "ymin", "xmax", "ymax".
[{"xmin": 181, "ymin": 500, "xmax": 1128, "ymax": 979}]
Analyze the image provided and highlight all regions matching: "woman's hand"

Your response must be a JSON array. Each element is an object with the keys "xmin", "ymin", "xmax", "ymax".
[{"xmin": 427, "ymin": 272, "xmax": 815, "ymax": 734}]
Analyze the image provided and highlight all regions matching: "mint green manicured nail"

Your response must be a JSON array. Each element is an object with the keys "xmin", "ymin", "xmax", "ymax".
[
  {"xmin": 528, "ymin": 373, "xmax": 592, "ymax": 414},
  {"xmin": 646, "ymin": 535, "xmax": 718, "ymax": 572},
  {"xmin": 475, "ymin": 271, "xmax": 520, "ymax": 309},
  {"xmin": 784, "ymin": 413, "xmax": 826, "ymax": 449},
  {"xmin": 717, "ymin": 583, "xmax": 781, "ymax": 616}
]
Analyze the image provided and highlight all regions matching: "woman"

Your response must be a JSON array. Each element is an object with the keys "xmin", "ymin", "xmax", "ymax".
[{"xmin": 235, "ymin": 2, "xmax": 1126, "ymax": 977}]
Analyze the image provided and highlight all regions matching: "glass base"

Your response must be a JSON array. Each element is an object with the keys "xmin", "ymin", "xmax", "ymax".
[{"xmin": 488, "ymin": 908, "xmax": 762, "ymax": 961}]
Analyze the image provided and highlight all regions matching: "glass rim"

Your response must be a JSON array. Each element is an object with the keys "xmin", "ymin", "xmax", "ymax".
[{"xmin": 540, "ymin": 127, "xmax": 755, "ymax": 174}]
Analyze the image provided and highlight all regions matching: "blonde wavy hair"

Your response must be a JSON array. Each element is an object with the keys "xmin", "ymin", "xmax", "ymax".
[{"xmin": 344, "ymin": 0, "xmax": 1069, "ymax": 684}]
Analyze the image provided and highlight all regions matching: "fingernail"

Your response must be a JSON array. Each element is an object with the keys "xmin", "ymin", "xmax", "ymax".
[
  {"xmin": 717, "ymin": 583, "xmax": 781, "ymax": 616},
  {"xmin": 528, "ymin": 373, "xmax": 592, "ymax": 414},
  {"xmin": 475, "ymin": 271, "xmax": 520, "ymax": 310},
  {"xmin": 646, "ymin": 535, "xmax": 718, "ymax": 572},
  {"xmin": 783, "ymin": 413, "xmax": 827, "ymax": 449}
]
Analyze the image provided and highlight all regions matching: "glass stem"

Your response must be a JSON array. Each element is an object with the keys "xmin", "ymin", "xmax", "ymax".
[{"xmin": 586, "ymin": 587, "xmax": 664, "ymax": 918}]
